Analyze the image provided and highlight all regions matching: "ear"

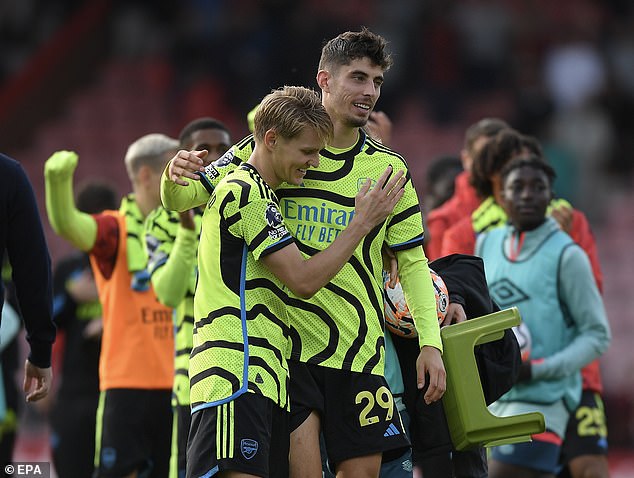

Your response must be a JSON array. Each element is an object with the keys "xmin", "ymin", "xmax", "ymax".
[
  {"xmin": 316, "ymin": 70, "xmax": 330, "ymax": 92},
  {"xmin": 263, "ymin": 129, "xmax": 277, "ymax": 150}
]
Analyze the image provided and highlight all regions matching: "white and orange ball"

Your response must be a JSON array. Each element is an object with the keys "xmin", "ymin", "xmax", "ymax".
[{"xmin": 383, "ymin": 268, "xmax": 449, "ymax": 338}]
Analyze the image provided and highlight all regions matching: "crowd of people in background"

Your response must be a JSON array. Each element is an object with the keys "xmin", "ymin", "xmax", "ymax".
[{"xmin": 2, "ymin": 0, "xmax": 634, "ymax": 205}]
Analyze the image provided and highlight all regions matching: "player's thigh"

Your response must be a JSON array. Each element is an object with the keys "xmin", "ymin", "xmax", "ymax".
[
  {"xmin": 566, "ymin": 454, "xmax": 609, "ymax": 478},
  {"xmin": 321, "ymin": 369, "xmax": 410, "ymax": 468},
  {"xmin": 290, "ymin": 411, "xmax": 322, "ymax": 478},
  {"xmin": 560, "ymin": 391, "xmax": 608, "ymax": 468},
  {"xmin": 95, "ymin": 389, "xmax": 162, "ymax": 478},
  {"xmin": 289, "ymin": 360, "xmax": 325, "ymax": 478},
  {"xmin": 187, "ymin": 393, "xmax": 289, "ymax": 478}
]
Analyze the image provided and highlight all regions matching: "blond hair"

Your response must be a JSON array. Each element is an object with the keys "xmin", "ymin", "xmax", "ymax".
[
  {"xmin": 124, "ymin": 133, "xmax": 179, "ymax": 179},
  {"xmin": 253, "ymin": 86, "xmax": 333, "ymax": 146}
]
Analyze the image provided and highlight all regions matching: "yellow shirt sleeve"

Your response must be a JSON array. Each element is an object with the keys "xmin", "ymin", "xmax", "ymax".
[
  {"xmin": 44, "ymin": 151, "xmax": 97, "ymax": 252},
  {"xmin": 160, "ymin": 164, "xmax": 211, "ymax": 212},
  {"xmin": 396, "ymin": 246, "xmax": 443, "ymax": 353},
  {"xmin": 150, "ymin": 224, "xmax": 198, "ymax": 307}
]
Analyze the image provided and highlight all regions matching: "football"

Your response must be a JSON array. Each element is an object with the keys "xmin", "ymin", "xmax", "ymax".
[
  {"xmin": 383, "ymin": 268, "xmax": 450, "ymax": 338},
  {"xmin": 512, "ymin": 321, "xmax": 532, "ymax": 361}
]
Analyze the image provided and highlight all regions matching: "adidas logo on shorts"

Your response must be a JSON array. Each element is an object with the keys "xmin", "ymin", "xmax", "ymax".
[{"xmin": 383, "ymin": 423, "xmax": 401, "ymax": 437}]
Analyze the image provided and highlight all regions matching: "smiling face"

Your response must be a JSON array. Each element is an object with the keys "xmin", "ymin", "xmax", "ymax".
[
  {"xmin": 502, "ymin": 165, "xmax": 552, "ymax": 232},
  {"xmin": 319, "ymin": 57, "xmax": 384, "ymax": 130},
  {"xmin": 267, "ymin": 127, "xmax": 323, "ymax": 187},
  {"xmin": 250, "ymin": 86, "xmax": 333, "ymax": 188}
]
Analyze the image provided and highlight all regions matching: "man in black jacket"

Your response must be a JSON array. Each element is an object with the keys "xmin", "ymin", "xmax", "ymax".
[{"xmin": 0, "ymin": 153, "xmax": 56, "ymax": 402}]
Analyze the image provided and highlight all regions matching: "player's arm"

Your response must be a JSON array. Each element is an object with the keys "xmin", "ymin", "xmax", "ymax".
[
  {"xmin": 262, "ymin": 168, "xmax": 405, "ymax": 298},
  {"xmin": 398, "ymin": 248, "xmax": 443, "ymax": 350},
  {"xmin": 569, "ymin": 209, "xmax": 604, "ymax": 293},
  {"xmin": 160, "ymin": 150, "xmax": 212, "ymax": 211},
  {"xmin": 44, "ymin": 151, "xmax": 97, "ymax": 252},
  {"xmin": 397, "ymin": 246, "xmax": 446, "ymax": 403},
  {"xmin": 9, "ymin": 161, "xmax": 56, "ymax": 371},
  {"xmin": 145, "ymin": 209, "xmax": 198, "ymax": 308},
  {"xmin": 548, "ymin": 199, "xmax": 604, "ymax": 292},
  {"xmin": 528, "ymin": 245, "xmax": 611, "ymax": 381}
]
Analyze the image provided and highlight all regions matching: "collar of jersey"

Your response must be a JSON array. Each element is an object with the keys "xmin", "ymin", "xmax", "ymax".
[{"xmin": 321, "ymin": 129, "xmax": 366, "ymax": 160}]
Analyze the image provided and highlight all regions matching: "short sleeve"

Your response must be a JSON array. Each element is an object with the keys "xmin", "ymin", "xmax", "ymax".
[{"xmin": 235, "ymin": 197, "xmax": 294, "ymax": 260}]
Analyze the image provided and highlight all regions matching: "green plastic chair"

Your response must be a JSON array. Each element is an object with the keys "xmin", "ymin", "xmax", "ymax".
[{"xmin": 440, "ymin": 307, "xmax": 545, "ymax": 450}]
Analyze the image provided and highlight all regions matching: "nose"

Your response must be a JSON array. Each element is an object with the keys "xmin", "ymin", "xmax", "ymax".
[
  {"xmin": 307, "ymin": 153, "xmax": 320, "ymax": 169},
  {"xmin": 364, "ymin": 80, "xmax": 379, "ymax": 99},
  {"xmin": 520, "ymin": 185, "xmax": 534, "ymax": 199}
]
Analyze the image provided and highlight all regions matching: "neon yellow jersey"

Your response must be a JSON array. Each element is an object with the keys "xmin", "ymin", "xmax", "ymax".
[
  {"xmin": 144, "ymin": 206, "xmax": 201, "ymax": 406},
  {"xmin": 231, "ymin": 132, "xmax": 428, "ymax": 375},
  {"xmin": 190, "ymin": 164, "xmax": 293, "ymax": 411}
]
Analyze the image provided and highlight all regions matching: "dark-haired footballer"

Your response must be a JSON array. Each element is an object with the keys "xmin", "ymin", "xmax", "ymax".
[
  {"xmin": 185, "ymin": 85, "xmax": 404, "ymax": 478},
  {"xmin": 144, "ymin": 116, "xmax": 232, "ymax": 478}
]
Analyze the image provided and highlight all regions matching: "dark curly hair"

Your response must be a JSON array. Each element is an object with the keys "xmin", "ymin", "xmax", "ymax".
[{"xmin": 470, "ymin": 129, "xmax": 543, "ymax": 198}]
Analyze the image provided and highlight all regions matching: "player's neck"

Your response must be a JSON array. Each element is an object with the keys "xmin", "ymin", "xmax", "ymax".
[
  {"xmin": 132, "ymin": 188, "xmax": 158, "ymax": 219},
  {"xmin": 329, "ymin": 124, "xmax": 359, "ymax": 149},
  {"xmin": 247, "ymin": 155, "xmax": 280, "ymax": 189}
]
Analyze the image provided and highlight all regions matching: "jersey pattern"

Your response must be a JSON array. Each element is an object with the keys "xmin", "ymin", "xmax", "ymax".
[
  {"xmin": 145, "ymin": 206, "xmax": 202, "ymax": 406},
  {"xmin": 230, "ymin": 132, "xmax": 425, "ymax": 375},
  {"xmin": 190, "ymin": 163, "xmax": 293, "ymax": 411}
]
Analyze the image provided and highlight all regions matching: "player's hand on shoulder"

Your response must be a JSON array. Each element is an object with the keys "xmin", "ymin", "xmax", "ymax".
[
  {"xmin": 168, "ymin": 150, "xmax": 208, "ymax": 186},
  {"xmin": 44, "ymin": 150, "xmax": 78, "ymax": 179},
  {"xmin": 354, "ymin": 166, "xmax": 405, "ymax": 231}
]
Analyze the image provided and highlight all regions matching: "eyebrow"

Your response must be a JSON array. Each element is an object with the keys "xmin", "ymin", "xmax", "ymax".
[
  {"xmin": 349, "ymin": 69, "xmax": 384, "ymax": 81},
  {"xmin": 350, "ymin": 69, "xmax": 368, "ymax": 77}
]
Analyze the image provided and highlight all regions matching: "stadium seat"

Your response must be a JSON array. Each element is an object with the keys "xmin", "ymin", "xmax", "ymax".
[{"xmin": 440, "ymin": 307, "xmax": 545, "ymax": 450}]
